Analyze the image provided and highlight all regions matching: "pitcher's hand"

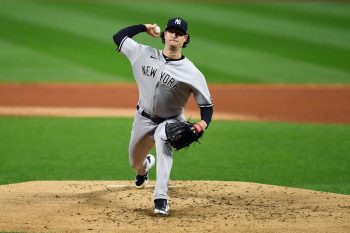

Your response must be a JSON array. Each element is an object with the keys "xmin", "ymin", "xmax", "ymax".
[{"xmin": 144, "ymin": 23, "xmax": 160, "ymax": 37}]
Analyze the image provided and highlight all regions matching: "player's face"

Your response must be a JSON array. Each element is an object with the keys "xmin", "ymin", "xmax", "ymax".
[{"xmin": 164, "ymin": 28, "xmax": 188, "ymax": 48}]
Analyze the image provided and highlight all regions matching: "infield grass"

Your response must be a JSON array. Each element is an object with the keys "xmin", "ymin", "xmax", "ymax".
[
  {"xmin": 0, "ymin": 116, "xmax": 349, "ymax": 195},
  {"xmin": 0, "ymin": 1, "xmax": 350, "ymax": 84}
]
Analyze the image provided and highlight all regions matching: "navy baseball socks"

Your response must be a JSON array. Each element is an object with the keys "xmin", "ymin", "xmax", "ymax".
[{"xmin": 135, "ymin": 154, "xmax": 155, "ymax": 189}]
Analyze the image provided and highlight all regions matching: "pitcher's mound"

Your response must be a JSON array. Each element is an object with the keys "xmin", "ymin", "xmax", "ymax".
[{"xmin": 0, "ymin": 181, "xmax": 349, "ymax": 233}]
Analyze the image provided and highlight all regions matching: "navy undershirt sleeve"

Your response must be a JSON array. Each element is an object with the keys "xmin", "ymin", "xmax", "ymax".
[
  {"xmin": 113, "ymin": 24, "xmax": 147, "ymax": 46},
  {"xmin": 200, "ymin": 106, "xmax": 213, "ymax": 128}
]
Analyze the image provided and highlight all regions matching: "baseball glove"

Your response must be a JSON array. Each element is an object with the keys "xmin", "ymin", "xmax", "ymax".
[{"xmin": 165, "ymin": 121, "xmax": 204, "ymax": 150}]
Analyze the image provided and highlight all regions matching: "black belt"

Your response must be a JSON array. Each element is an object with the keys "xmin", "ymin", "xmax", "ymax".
[{"xmin": 136, "ymin": 105, "xmax": 175, "ymax": 124}]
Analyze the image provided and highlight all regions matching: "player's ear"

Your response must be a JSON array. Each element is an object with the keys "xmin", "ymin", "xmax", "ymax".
[
  {"xmin": 184, "ymin": 35, "xmax": 188, "ymax": 41},
  {"xmin": 183, "ymin": 34, "xmax": 190, "ymax": 48}
]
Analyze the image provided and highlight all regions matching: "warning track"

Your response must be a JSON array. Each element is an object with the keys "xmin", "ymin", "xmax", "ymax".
[{"xmin": 0, "ymin": 83, "xmax": 350, "ymax": 124}]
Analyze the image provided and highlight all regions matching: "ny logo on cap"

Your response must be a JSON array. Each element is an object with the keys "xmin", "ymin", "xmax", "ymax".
[{"xmin": 175, "ymin": 19, "xmax": 182, "ymax": 25}]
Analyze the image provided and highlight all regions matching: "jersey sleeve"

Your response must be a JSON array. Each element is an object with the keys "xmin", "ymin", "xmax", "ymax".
[
  {"xmin": 118, "ymin": 37, "xmax": 147, "ymax": 65},
  {"xmin": 191, "ymin": 71, "xmax": 213, "ymax": 108}
]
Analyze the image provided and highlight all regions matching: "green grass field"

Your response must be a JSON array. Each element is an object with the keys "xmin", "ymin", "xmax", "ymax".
[
  {"xmin": 0, "ymin": 1, "xmax": 350, "ymax": 83},
  {"xmin": 1, "ymin": 117, "xmax": 349, "ymax": 194},
  {"xmin": 0, "ymin": 1, "xmax": 349, "ymax": 198}
]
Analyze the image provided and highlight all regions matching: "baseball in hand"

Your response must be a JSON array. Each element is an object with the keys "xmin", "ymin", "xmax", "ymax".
[{"xmin": 154, "ymin": 26, "xmax": 160, "ymax": 35}]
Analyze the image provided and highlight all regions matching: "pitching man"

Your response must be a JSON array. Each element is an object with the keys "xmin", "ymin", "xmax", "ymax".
[{"xmin": 113, "ymin": 18, "xmax": 213, "ymax": 216}]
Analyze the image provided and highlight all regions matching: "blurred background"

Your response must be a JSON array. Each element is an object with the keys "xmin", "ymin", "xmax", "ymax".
[{"xmin": 1, "ymin": 0, "xmax": 350, "ymax": 84}]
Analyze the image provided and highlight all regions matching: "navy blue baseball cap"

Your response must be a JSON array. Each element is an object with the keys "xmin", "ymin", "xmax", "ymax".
[{"xmin": 165, "ymin": 17, "xmax": 188, "ymax": 33}]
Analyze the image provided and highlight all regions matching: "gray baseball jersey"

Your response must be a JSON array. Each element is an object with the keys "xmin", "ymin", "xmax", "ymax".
[
  {"xmin": 119, "ymin": 37, "xmax": 213, "ymax": 118},
  {"xmin": 118, "ymin": 35, "xmax": 212, "ymax": 202}
]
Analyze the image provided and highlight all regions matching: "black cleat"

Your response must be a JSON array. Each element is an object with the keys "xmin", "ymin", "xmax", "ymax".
[
  {"xmin": 134, "ymin": 155, "xmax": 155, "ymax": 189},
  {"xmin": 135, "ymin": 173, "xmax": 148, "ymax": 189},
  {"xmin": 154, "ymin": 199, "xmax": 169, "ymax": 216}
]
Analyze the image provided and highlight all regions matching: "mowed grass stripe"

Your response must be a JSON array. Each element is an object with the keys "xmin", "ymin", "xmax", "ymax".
[
  {"xmin": 0, "ymin": 2, "xmax": 133, "ymax": 82},
  {"xmin": 32, "ymin": 1, "xmax": 168, "ymax": 49},
  {"xmin": 193, "ymin": 39, "xmax": 350, "ymax": 83},
  {"xmin": 195, "ymin": 65, "xmax": 261, "ymax": 84},
  {"xmin": 223, "ymin": 4, "xmax": 350, "ymax": 50},
  {"xmin": 52, "ymin": 1, "xmax": 350, "ymax": 83},
  {"xmin": 98, "ymin": 2, "xmax": 350, "ymax": 74},
  {"xmin": 0, "ymin": 1, "xmax": 120, "ymax": 44},
  {"xmin": 26, "ymin": 3, "xmax": 258, "ymax": 82},
  {"xmin": 0, "ymin": 117, "xmax": 349, "ymax": 194},
  {"xmin": 270, "ymin": 2, "xmax": 350, "ymax": 19},
  {"xmin": 0, "ymin": 39, "xmax": 124, "ymax": 82},
  {"xmin": 0, "ymin": 15, "xmax": 131, "ymax": 82},
  {"xmin": 1, "ymin": 1, "xmax": 350, "ymax": 83},
  {"xmin": 112, "ymin": 1, "xmax": 350, "ymax": 51},
  {"xmin": 0, "ymin": 117, "xmax": 132, "ymax": 183},
  {"xmin": 64, "ymin": 1, "xmax": 350, "ymax": 82},
  {"xmin": 0, "ymin": 1, "xmax": 260, "ymax": 83},
  {"xmin": 222, "ymin": 2, "xmax": 350, "ymax": 30},
  {"xmin": 19, "ymin": 0, "xmax": 347, "ymax": 79}
]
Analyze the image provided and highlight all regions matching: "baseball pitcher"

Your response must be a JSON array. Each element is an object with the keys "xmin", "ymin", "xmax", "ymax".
[{"xmin": 113, "ymin": 17, "xmax": 213, "ymax": 216}]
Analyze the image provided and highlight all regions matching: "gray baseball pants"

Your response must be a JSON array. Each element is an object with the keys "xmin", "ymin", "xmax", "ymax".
[{"xmin": 128, "ymin": 109, "xmax": 184, "ymax": 200}]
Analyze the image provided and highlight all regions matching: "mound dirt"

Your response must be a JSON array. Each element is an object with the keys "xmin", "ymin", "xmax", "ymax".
[{"xmin": 0, "ymin": 181, "xmax": 349, "ymax": 233}]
